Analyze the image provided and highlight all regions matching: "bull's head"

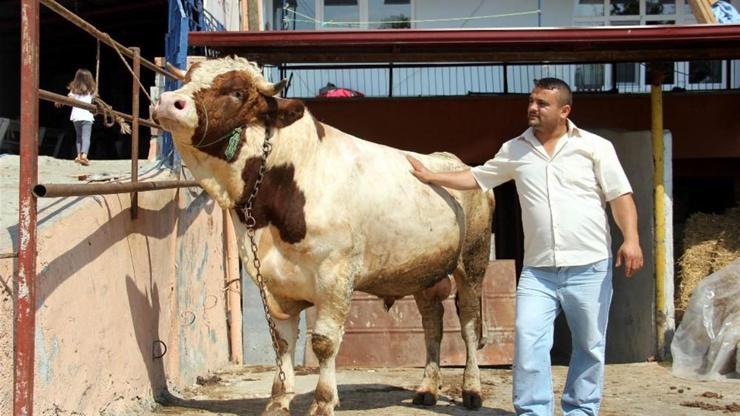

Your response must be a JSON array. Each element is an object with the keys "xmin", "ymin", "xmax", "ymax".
[{"xmin": 152, "ymin": 57, "xmax": 304, "ymax": 152}]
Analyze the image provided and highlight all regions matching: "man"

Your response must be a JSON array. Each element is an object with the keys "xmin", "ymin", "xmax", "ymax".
[{"xmin": 406, "ymin": 77, "xmax": 643, "ymax": 416}]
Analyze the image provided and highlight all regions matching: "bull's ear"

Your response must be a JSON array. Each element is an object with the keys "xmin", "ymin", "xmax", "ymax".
[{"xmin": 260, "ymin": 97, "xmax": 305, "ymax": 128}]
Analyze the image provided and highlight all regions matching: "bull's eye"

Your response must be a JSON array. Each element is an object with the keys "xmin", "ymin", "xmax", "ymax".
[{"xmin": 231, "ymin": 90, "xmax": 244, "ymax": 100}]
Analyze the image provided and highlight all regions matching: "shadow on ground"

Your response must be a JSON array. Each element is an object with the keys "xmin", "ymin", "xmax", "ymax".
[{"xmin": 155, "ymin": 384, "xmax": 514, "ymax": 415}]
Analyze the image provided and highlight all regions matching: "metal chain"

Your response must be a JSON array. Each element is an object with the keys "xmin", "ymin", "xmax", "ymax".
[{"xmin": 243, "ymin": 126, "xmax": 287, "ymax": 390}]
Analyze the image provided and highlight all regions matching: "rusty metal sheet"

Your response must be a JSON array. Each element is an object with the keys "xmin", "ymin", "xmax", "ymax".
[{"xmin": 305, "ymin": 260, "xmax": 516, "ymax": 367}]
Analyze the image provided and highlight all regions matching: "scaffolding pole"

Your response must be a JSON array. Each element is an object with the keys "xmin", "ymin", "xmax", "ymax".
[{"xmin": 15, "ymin": 0, "xmax": 40, "ymax": 414}]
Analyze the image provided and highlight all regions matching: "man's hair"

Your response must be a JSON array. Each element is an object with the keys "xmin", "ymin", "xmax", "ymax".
[{"xmin": 533, "ymin": 77, "xmax": 572, "ymax": 107}]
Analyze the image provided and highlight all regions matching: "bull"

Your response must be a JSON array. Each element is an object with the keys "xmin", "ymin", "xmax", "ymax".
[{"xmin": 152, "ymin": 56, "xmax": 494, "ymax": 416}]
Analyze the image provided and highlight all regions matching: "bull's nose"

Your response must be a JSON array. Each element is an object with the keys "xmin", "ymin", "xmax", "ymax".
[{"xmin": 158, "ymin": 91, "xmax": 189, "ymax": 114}]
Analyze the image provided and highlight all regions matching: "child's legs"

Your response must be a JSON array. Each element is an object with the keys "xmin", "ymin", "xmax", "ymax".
[
  {"xmin": 78, "ymin": 121, "xmax": 92, "ymax": 155},
  {"xmin": 73, "ymin": 121, "xmax": 83, "ymax": 154}
]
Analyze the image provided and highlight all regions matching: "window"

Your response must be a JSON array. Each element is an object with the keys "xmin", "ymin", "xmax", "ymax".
[
  {"xmin": 575, "ymin": 0, "xmax": 689, "ymax": 25},
  {"xmin": 576, "ymin": 0, "xmax": 606, "ymax": 17},
  {"xmin": 369, "ymin": 0, "xmax": 411, "ymax": 29},
  {"xmin": 324, "ymin": 0, "xmax": 360, "ymax": 29},
  {"xmin": 688, "ymin": 61, "xmax": 722, "ymax": 84},
  {"xmin": 272, "ymin": 0, "xmax": 317, "ymax": 30},
  {"xmin": 270, "ymin": 0, "xmax": 413, "ymax": 30}
]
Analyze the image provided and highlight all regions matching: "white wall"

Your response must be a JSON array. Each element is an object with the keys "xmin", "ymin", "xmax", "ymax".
[
  {"xmin": 413, "ymin": 0, "xmax": 540, "ymax": 28},
  {"xmin": 206, "ymin": 0, "xmax": 241, "ymax": 30}
]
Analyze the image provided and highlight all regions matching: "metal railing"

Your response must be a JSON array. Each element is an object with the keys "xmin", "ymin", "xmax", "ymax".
[
  {"xmin": 15, "ymin": 1, "xmax": 199, "ymax": 415},
  {"xmin": 267, "ymin": 60, "xmax": 740, "ymax": 98}
]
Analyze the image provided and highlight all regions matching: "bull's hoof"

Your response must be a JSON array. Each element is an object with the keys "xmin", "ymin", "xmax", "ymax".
[
  {"xmin": 412, "ymin": 391, "xmax": 437, "ymax": 406},
  {"xmin": 462, "ymin": 390, "xmax": 482, "ymax": 410},
  {"xmin": 308, "ymin": 401, "xmax": 335, "ymax": 416},
  {"xmin": 261, "ymin": 406, "xmax": 290, "ymax": 416}
]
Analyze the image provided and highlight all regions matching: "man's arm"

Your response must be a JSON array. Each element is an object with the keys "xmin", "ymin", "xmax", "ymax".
[
  {"xmin": 609, "ymin": 193, "xmax": 644, "ymax": 277},
  {"xmin": 406, "ymin": 155, "xmax": 479, "ymax": 190}
]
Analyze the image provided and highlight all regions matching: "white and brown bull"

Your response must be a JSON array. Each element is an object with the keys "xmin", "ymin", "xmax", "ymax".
[{"xmin": 153, "ymin": 56, "xmax": 494, "ymax": 416}]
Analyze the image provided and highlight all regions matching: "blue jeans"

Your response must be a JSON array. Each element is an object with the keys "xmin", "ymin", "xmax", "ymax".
[
  {"xmin": 73, "ymin": 120, "xmax": 92, "ymax": 155},
  {"xmin": 513, "ymin": 259, "xmax": 613, "ymax": 416}
]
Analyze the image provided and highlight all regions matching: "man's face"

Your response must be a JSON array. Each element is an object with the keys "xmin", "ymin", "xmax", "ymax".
[{"xmin": 527, "ymin": 87, "xmax": 570, "ymax": 131}]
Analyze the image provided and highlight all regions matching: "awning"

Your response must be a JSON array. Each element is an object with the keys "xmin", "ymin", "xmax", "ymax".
[{"xmin": 189, "ymin": 24, "xmax": 740, "ymax": 64}]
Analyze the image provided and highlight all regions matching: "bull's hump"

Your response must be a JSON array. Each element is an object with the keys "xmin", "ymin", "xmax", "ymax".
[{"xmin": 235, "ymin": 157, "xmax": 307, "ymax": 244}]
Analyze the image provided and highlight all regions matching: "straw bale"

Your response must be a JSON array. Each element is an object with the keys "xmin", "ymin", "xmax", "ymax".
[{"xmin": 676, "ymin": 207, "xmax": 740, "ymax": 314}]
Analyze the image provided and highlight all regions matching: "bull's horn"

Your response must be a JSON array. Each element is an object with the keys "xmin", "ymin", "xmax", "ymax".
[
  {"xmin": 165, "ymin": 62, "xmax": 187, "ymax": 81},
  {"xmin": 256, "ymin": 78, "xmax": 288, "ymax": 96}
]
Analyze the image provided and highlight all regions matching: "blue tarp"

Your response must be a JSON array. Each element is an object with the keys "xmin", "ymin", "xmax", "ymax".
[{"xmin": 713, "ymin": 0, "xmax": 740, "ymax": 23}]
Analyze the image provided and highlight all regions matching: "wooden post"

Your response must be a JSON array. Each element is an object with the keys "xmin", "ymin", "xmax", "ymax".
[
  {"xmin": 688, "ymin": 0, "xmax": 718, "ymax": 24},
  {"xmin": 131, "ymin": 47, "xmax": 140, "ymax": 219},
  {"xmin": 224, "ymin": 210, "xmax": 243, "ymax": 364}
]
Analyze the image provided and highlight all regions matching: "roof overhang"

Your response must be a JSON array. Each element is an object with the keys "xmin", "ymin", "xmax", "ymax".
[{"xmin": 189, "ymin": 24, "xmax": 740, "ymax": 65}]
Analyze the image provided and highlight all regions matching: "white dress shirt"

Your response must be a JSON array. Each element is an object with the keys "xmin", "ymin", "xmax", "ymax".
[{"xmin": 471, "ymin": 120, "xmax": 632, "ymax": 267}]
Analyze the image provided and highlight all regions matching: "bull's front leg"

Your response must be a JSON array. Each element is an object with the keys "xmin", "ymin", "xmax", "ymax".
[
  {"xmin": 262, "ymin": 314, "xmax": 300, "ymax": 416},
  {"xmin": 307, "ymin": 288, "xmax": 352, "ymax": 416}
]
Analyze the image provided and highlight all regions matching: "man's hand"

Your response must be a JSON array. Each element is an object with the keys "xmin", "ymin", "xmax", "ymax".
[
  {"xmin": 54, "ymin": 102, "xmax": 62, "ymax": 109},
  {"xmin": 615, "ymin": 239, "xmax": 643, "ymax": 278},
  {"xmin": 406, "ymin": 154, "xmax": 480, "ymax": 190},
  {"xmin": 609, "ymin": 193, "xmax": 643, "ymax": 278},
  {"xmin": 406, "ymin": 154, "xmax": 432, "ymax": 183}
]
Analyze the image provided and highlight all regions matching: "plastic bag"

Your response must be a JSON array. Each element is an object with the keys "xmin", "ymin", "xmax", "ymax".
[{"xmin": 671, "ymin": 258, "xmax": 740, "ymax": 379}]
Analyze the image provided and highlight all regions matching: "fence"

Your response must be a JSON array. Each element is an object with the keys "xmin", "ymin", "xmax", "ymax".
[
  {"xmin": 15, "ymin": 1, "xmax": 196, "ymax": 415},
  {"xmin": 267, "ymin": 60, "xmax": 740, "ymax": 98}
]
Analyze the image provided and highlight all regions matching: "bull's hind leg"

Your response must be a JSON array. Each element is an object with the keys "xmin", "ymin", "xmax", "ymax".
[
  {"xmin": 412, "ymin": 283, "xmax": 446, "ymax": 407},
  {"xmin": 262, "ymin": 314, "xmax": 300, "ymax": 416},
  {"xmin": 453, "ymin": 268, "xmax": 484, "ymax": 410}
]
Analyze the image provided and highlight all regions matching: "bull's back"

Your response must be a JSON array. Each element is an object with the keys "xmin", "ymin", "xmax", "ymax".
[{"xmin": 310, "ymin": 128, "xmax": 483, "ymax": 295}]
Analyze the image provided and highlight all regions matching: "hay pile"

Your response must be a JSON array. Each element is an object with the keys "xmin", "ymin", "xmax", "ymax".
[{"xmin": 676, "ymin": 206, "xmax": 740, "ymax": 315}]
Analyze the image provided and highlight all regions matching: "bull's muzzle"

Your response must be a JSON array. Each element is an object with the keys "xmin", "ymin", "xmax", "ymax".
[{"xmin": 152, "ymin": 91, "xmax": 189, "ymax": 128}]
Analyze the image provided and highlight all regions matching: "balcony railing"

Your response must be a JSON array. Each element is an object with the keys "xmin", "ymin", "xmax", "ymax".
[{"xmin": 265, "ymin": 60, "xmax": 740, "ymax": 98}]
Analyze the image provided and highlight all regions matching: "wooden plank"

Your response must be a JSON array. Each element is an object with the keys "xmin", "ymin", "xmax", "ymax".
[{"xmin": 689, "ymin": 0, "xmax": 718, "ymax": 24}]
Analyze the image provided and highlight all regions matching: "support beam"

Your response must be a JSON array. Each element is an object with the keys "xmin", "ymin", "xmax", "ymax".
[
  {"xmin": 650, "ymin": 65, "xmax": 671, "ymax": 361},
  {"xmin": 131, "ymin": 47, "xmax": 141, "ymax": 219},
  {"xmin": 688, "ymin": 0, "xmax": 718, "ymax": 24},
  {"xmin": 15, "ymin": 0, "xmax": 39, "ymax": 414}
]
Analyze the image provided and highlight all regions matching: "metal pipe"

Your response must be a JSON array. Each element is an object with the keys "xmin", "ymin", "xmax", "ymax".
[
  {"xmin": 39, "ymin": 0, "xmax": 179, "ymax": 80},
  {"xmin": 33, "ymin": 180, "xmax": 199, "ymax": 198},
  {"xmin": 650, "ymin": 65, "xmax": 668, "ymax": 361},
  {"xmin": 16, "ymin": 0, "xmax": 39, "ymax": 414},
  {"xmin": 39, "ymin": 89, "xmax": 161, "ymax": 130},
  {"xmin": 131, "ymin": 47, "xmax": 141, "ymax": 219}
]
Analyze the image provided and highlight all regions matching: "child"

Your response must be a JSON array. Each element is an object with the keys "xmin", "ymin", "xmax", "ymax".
[{"xmin": 56, "ymin": 69, "xmax": 96, "ymax": 165}]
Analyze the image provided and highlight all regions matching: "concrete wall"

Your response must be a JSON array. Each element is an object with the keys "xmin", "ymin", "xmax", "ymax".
[
  {"xmin": 0, "ymin": 176, "xmax": 230, "ymax": 415},
  {"xmin": 595, "ymin": 129, "xmax": 657, "ymax": 363}
]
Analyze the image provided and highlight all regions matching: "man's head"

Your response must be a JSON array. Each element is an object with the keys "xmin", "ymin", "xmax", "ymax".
[{"xmin": 527, "ymin": 77, "xmax": 572, "ymax": 133}]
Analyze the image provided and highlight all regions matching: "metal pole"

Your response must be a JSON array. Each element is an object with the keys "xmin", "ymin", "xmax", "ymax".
[
  {"xmin": 131, "ymin": 47, "xmax": 141, "ymax": 219},
  {"xmin": 38, "ymin": 90, "xmax": 161, "ymax": 130},
  {"xmin": 650, "ymin": 64, "xmax": 668, "ymax": 361},
  {"xmin": 39, "ymin": 0, "xmax": 178, "ymax": 80},
  {"xmin": 33, "ymin": 180, "xmax": 199, "ymax": 198},
  {"xmin": 15, "ymin": 0, "xmax": 39, "ymax": 414},
  {"xmin": 538, "ymin": 0, "xmax": 542, "ymax": 27}
]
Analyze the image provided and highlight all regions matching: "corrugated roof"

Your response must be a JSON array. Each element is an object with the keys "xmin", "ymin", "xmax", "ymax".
[{"xmin": 189, "ymin": 24, "xmax": 740, "ymax": 64}]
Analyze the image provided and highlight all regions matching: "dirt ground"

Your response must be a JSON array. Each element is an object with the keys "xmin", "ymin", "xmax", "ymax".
[{"xmin": 150, "ymin": 362, "xmax": 739, "ymax": 416}]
